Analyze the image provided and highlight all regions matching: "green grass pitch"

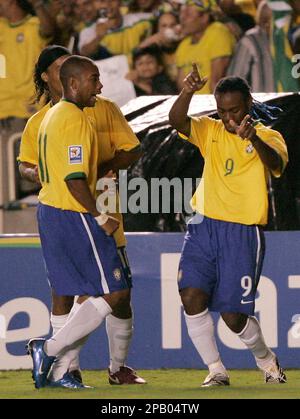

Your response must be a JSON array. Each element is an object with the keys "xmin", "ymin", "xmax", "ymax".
[{"xmin": 0, "ymin": 369, "xmax": 300, "ymax": 399}]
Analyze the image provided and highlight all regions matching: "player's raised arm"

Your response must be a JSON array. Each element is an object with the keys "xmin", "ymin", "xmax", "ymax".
[{"xmin": 169, "ymin": 63, "xmax": 208, "ymax": 137}]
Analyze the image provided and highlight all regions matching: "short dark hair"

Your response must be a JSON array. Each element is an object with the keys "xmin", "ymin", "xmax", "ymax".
[
  {"xmin": 59, "ymin": 55, "xmax": 96, "ymax": 89},
  {"xmin": 214, "ymin": 76, "xmax": 252, "ymax": 101},
  {"xmin": 132, "ymin": 45, "xmax": 163, "ymax": 67}
]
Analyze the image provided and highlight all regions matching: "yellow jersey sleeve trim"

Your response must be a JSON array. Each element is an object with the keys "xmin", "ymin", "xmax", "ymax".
[{"xmin": 64, "ymin": 172, "xmax": 87, "ymax": 181}]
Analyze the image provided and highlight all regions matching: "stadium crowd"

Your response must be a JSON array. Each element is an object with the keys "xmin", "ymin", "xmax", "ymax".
[{"xmin": 0, "ymin": 0, "xmax": 299, "ymax": 123}]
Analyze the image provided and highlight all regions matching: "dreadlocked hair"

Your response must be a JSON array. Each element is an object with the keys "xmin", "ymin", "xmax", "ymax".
[
  {"xmin": 32, "ymin": 61, "xmax": 50, "ymax": 105},
  {"xmin": 215, "ymin": 76, "xmax": 283, "ymax": 125}
]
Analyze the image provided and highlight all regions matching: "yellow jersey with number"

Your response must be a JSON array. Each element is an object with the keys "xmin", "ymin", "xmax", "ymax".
[
  {"xmin": 19, "ymin": 97, "xmax": 140, "ymax": 246},
  {"xmin": 38, "ymin": 100, "xmax": 98, "ymax": 213},
  {"xmin": 175, "ymin": 22, "xmax": 236, "ymax": 94},
  {"xmin": 0, "ymin": 16, "xmax": 48, "ymax": 119},
  {"xmin": 179, "ymin": 116, "xmax": 288, "ymax": 225}
]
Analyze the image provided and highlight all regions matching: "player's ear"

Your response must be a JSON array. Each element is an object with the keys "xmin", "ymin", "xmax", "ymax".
[{"xmin": 41, "ymin": 72, "xmax": 48, "ymax": 83}]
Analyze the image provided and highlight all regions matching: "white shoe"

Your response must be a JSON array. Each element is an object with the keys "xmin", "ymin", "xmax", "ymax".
[
  {"xmin": 257, "ymin": 356, "xmax": 287, "ymax": 384},
  {"xmin": 201, "ymin": 372, "xmax": 230, "ymax": 387}
]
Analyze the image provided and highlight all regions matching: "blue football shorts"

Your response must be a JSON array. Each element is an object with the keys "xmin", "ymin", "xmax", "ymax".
[
  {"xmin": 38, "ymin": 203, "xmax": 130, "ymax": 296},
  {"xmin": 178, "ymin": 214, "xmax": 265, "ymax": 315}
]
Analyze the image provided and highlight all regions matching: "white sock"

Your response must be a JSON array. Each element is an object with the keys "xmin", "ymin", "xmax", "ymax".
[
  {"xmin": 237, "ymin": 316, "xmax": 274, "ymax": 367},
  {"xmin": 49, "ymin": 313, "xmax": 70, "ymax": 381},
  {"xmin": 184, "ymin": 309, "xmax": 226, "ymax": 374},
  {"xmin": 106, "ymin": 314, "xmax": 133, "ymax": 374},
  {"xmin": 50, "ymin": 313, "xmax": 69, "ymax": 335},
  {"xmin": 45, "ymin": 297, "xmax": 112, "ymax": 357},
  {"xmin": 49, "ymin": 303, "xmax": 83, "ymax": 381}
]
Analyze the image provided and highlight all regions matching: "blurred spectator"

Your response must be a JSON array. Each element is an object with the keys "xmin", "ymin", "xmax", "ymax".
[
  {"xmin": 79, "ymin": 0, "xmax": 151, "ymax": 62},
  {"xmin": 268, "ymin": 0, "xmax": 299, "ymax": 91},
  {"xmin": 176, "ymin": 0, "xmax": 236, "ymax": 93},
  {"xmin": 218, "ymin": 0, "xmax": 255, "ymax": 36},
  {"xmin": 128, "ymin": 0, "xmax": 162, "ymax": 13},
  {"xmin": 127, "ymin": 45, "xmax": 178, "ymax": 95},
  {"xmin": 227, "ymin": 1, "xmax": 275, "ymax": 92},
  {"xmin": 289, "ymin": 0, "xmax": 300, "ymax": 53},
  {"xmin": 0, "ymin": 0, "xmax": 55, "ymax": 120},
  {"xmin": 139, "ymin": 10, "xmax": 182, "ymax": 80}
]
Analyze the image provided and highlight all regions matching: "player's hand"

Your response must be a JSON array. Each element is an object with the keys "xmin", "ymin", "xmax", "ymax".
[
  {"xmin": 229, "ymin": 115, "xmax": 257, "ymax": 141},
  {"xmin": 101, "ymin": 215, "xmax": 120, "ymax": 236},
  {"xmin": 183, "ymin": 63, "xmax": 208, "ymax": 94},
  {"xmin": 28, "ymin": 166, "xmax": 41, "ymax": 185}
]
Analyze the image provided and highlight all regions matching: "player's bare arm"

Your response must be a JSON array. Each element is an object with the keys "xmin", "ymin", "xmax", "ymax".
[
  {"xmin": 66, "ymin": 178, "xmax": 119, "ymax": 235},
  {"xmin": 98, "ymin": 147, "xmax": 142, "ymax": 178},
  {"xmin": 169, "ymin": 63, "xmax": 208, "ymax": 137},
  {"xmin": 19, "ymin": 162, "xmax": 41, "ymax": 185},
  {"xmin": 229, "ymin": 115, "xmax": 283, "ymax": 173}
]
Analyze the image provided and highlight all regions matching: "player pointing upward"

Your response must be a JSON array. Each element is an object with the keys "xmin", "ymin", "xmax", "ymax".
[{"xmin": 169, "ymin": 65, "xmax": 288, "ymax": 386}]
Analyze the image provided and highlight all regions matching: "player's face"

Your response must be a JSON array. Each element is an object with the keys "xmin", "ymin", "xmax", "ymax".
[
  {"xmin": 77, "ymin": 64, "xmax": 102, "ymax": 107},
  {"xmin": 215, "ymin": 91, "xmax": 252, "ymax": 133},
  {"xmin": 45, "ymin": 55, "xmax": 70, "ymax": 99}
]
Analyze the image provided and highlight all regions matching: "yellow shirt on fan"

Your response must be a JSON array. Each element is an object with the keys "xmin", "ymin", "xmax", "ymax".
[
  {"xmin": 175, "ymin": 22, "xmax": 236, "ymax": 94},
  {"xmin": 179, "ymin": 116, "xmax": 288, "ymax": 225},
  {"xmin": 0, "ymin": 15, "xmax": 48, "ymax": 119}
]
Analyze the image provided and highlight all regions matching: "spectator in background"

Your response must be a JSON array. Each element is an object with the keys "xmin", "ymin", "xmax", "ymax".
[
  {"xmin": 128, "ymin": 0, "xmax": 162, "ymax": 13},
  {"xmin": 176, "ymin": 0, "xmax": 236, "ymax": 94},
  {"xmin": 128, "ymin": 45, "xmax": 178, "ymax": 95},
  {"xmin": 139, "ymin": 9, "xmax": 182, "ymax": 81},
  {"xmin": 79, "ymin": 0, "xmax": 151, "ymax": 62},
  {"xmin": 227, "ymin": 1, "xmax": 275, "ymax": 92},
  {"xmin": 0, "ymin": 0, "xmax": 55, "ymax": 121}
]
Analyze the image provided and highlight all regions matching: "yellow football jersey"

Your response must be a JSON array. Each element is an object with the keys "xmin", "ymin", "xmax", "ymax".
[
  {"xmin": 38, "ymin": 100, "xmax": 98, "ymax": 212},
  {"xmin": 180, "ymin": 116, "xmax": 288, "ymax": 225},
  {"xmin": 19, "ymin": 97, "xmax": 140, "ymax": 246},
  {"xmin": 0, "ymin": 16, "xmax": 48, "ymax": 119},
  {"xmin": 176, "ymin": 22, "xmax": 236, "ymax": 94}
]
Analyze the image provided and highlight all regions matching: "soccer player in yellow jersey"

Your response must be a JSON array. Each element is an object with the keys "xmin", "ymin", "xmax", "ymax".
[
  {"xmin": 26, "ymin": 55, "xmax": 144, "ymax": 389},
  {"xmin": 20, "ymin": 46, "xmax": 144, "ymax": 387},
  {"xmin": 169, "ymin": 65, "xmax": 288, "ymax": 386}
]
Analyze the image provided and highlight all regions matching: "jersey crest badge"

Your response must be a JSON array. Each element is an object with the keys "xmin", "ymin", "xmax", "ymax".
[
  {"xmin": 246, "ymin": 144, "xmax": 254, "ymax": 154},
  {"xmin": 69, "ymin": 145, "xmax": 83, "ymax": 164},
  {"xmin": 113, "ymin": 268, "xmax": 122, "ymax": 281}
]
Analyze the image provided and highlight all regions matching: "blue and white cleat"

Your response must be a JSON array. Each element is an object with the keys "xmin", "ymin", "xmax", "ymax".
[
  {"xmin": 47, "ymin": 372, "xmax": 92, "ymax": 389},
  {"xmin": 26, "ymin": 338, "xmax": 56, "ymax": 389}
]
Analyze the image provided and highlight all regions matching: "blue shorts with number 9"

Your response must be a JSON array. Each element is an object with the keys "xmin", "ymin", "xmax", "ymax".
[{"xmin": 178, "ymin": 214, "xmax": 265, "ymax": 315}]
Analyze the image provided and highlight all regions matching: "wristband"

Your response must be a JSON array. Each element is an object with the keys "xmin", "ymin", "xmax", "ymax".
[{"xmin": 95, "ymin": 214, "xmax": 109, "ymax": 226}]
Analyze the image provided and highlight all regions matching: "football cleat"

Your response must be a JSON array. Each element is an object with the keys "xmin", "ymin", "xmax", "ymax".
[
  {"xmin": 46, "ymin": 372, "xmax": 91, "ymax": 389},
  {"xmin": 108, "ymin": 366, "xmax": 146, "ymax": 385},
  {"xmin": 69, "ymin": 369, "xmax": 83, "ymax": 384},
  {"xmin": 26, "ymin": 338, "xmax": 56, "ymax": 389},
  {"xmin": 260, "ymin": 357, "xmax": 287, "ymax": 384},
  {"xmin": 201, "ymin": 372, "xmax": 230, "ymax": 387}
]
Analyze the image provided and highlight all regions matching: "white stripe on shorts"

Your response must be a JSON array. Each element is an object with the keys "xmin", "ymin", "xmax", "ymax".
[
  {"xmin": 80, "ymin": 213, "xmax": 109, "ymax": 294},
  {"xmin": 254, "ymin": 226, "xmax": 261, "ymax": 284}
]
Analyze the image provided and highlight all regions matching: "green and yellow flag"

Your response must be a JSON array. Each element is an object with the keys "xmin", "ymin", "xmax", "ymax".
[{"xmin": 267, "ymin": 0, "xmax": 299, "ymax": 91}]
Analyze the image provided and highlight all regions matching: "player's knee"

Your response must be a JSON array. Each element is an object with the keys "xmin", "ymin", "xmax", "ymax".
[
  {"xmin": 104, "ymin": 288, "xmax": 131, "ymax": 312},
  {"xmin": 51, "ymin": 294, "xmax": 74, "ymax": 315},
  {"xmin": 221, "ymin": 312, "xmax": 248, "ymax": 333},
  {"xmin": 180, "ymin": 287, "xmax": 209, "ymax": 315}
]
